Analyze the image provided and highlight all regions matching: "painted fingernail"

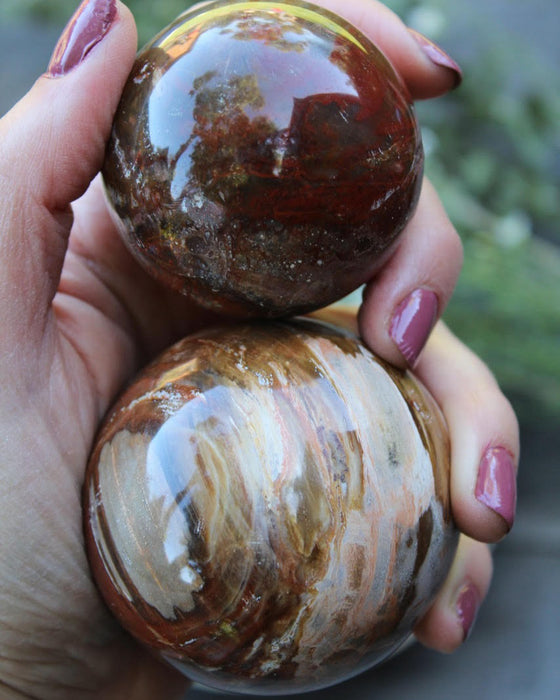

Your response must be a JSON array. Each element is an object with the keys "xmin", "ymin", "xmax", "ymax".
[
  {"xmin": 409, "ymin": 29, "xmax": 463, "ymax": 88},
  {"xmin": 455, "ymin": 582, "xmax": 480, "ymax": 642},
  {"xmin": 47, "ymin": 0, "xmax": 116, "ymax": 77},
  {"xmin": 475, "ymin": 446, "xmax": 517, "ymax": 531},
  {"xmin": 389, "ymin": 288, "xmax": 438, "ymax": 366}
]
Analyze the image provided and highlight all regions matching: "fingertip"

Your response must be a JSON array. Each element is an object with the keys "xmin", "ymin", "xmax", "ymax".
[
  {"xmin": 358, "ymin": 179, "xmax": 463, "ymax": 369},
  {"xmin": 316, "ymin": 0, "xmax": 462, "ymax": 99},
  {"xmin": 46, "ymin": 0, "xmax": 118, "ymax": 78},
  {"xmin": 416, "ymin": 324, "xmax": 520, "ymax": 544},
  {"xmin": 388, "ymin": 287, "xmax": 439, "ymax": 367},
  {"xmin": 449, "ymin": 393, "xmax": 519, "ymax": 543},
  {"xmin": 11, "ymin": 0, "xmax": 137, "ymax": 207},
  {"xmin": 414, "ymin": 537, "xmax": 492, "ymax": 653},
  {"xmin": 415, "ymin": 581, "xmax": 482, "ymax": 653},
  {"xmin": 453, "ymin": 441, "xmax": 519, "ymax": 544},
  {"xmin": 407, "ymin": 29, "xmax": 463, "ymax": 93},
  {"xmin": 475, "ymin": 446, "xmax": 518, "ymax": 534},
  {"xmin": 0, "ymin": 0, "xmax": 137, "ymax": 338}
]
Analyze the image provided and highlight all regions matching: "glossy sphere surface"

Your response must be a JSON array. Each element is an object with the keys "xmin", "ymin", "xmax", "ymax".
[
  {"xmin": 103, "ymin": 0, "xmax": 423, "ymax": 317},
  {"xmin": 84, "ymin": 317, "xmax": 457, "ymax": 695}
]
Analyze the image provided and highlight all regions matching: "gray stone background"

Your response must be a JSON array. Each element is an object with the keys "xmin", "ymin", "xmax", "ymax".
[{"xmin": 0, "ymin": 2, "xmax": 558, "ymax": 699}]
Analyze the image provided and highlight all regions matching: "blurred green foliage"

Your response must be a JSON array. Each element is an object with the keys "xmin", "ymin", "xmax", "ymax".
[
  {"xmin": 4, "ymin": 0, "xmax": 559, "ymax": 423},
  {"xmin": 395, "ymin": 0, "xmax": 560, "ymax": 424}
]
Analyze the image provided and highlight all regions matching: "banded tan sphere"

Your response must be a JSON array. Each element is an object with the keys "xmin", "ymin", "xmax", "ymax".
[{"xmin": 84, "ymin": 317, "xmax": 457, "ymax": 695}]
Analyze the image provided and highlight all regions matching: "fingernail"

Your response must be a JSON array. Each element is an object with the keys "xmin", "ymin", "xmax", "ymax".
[
  {"xmin": 389, "ymin": 288, "xmax": 438, "ymax": 366},
  {"xmin": 409, "ymin": 29, "xmax": 463, "ymax": 88},
  {"xmin": 47, "ymin": 0, "xmax": 116, "ymax": 77},
  {"xmin": 475, "ymin": 446, "xmax": 517, "ymax": 530},
  {"xmin": 455, "ymin": 582, "xmax": 480, "ymax": 642}
]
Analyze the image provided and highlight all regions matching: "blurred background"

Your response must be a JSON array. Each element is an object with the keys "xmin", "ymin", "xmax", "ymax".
[{"xmin": 1, "ymin": 0, "xmax": 558, "ymax": 698}]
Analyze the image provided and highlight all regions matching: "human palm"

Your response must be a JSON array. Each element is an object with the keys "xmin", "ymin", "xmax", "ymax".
[
  {"xmin": 0, "ymin": 2, "xmax": 518, "ymax": 699},
  {"xmin": 0, "ymin": 170, "xmax": 206, "ymax": 697}
]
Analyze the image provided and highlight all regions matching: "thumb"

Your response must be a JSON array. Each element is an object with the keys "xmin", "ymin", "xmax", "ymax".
[{"xmin": 0, "ymin": 0, "xmax": 136, "ymax": 343}]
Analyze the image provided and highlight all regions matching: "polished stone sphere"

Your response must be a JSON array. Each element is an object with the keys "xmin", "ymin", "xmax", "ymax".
[
  {"xmin": 103, "ymin": 0, "xmax": 423, "ymax": 317},
  {"xmin": 84, "ymin": 316, "xmax": 457, "ymax": 695}
]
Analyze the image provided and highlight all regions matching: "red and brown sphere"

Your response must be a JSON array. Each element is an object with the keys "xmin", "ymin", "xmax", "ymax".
[{"xmin": 102, "ymin": 0, "xmax": 423, "ymax": 317}]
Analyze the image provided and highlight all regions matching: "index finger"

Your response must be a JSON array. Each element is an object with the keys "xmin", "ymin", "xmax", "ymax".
[{"xmin": 317, "ymin": 0, "xmax": 462, "ymax": 97}]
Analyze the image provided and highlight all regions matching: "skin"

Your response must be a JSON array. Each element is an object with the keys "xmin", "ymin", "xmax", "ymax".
[{"xmin": 0, "ymin": 1, "xmax": 519, "ymax": 697}]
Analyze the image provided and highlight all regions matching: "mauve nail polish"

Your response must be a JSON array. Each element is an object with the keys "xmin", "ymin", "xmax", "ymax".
[
  {"xmin": 48, "ymin": 0, "xmax": 116, "ymax": 77},
  {"xmin": 389, "ymin": 288, "xmax": 438, "ymax": 366},
  {"xmin": 456, "ymin": 582, "xmax": 480, "ymax": 642},
  {"xmin": 475, "ymin": 446, "xmax": 517, "ymax": 530},
  {"xmin": 409, "ymin": 29, "xmax": 463, "ymax": 88}
]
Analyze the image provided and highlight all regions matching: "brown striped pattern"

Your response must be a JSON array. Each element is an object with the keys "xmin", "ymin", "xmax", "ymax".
[{"xmin": 84, "ymin": 318, "xmax": 457, "ymax": 693}]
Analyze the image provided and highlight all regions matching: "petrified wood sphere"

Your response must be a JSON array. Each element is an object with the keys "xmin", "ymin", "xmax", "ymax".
[
  {"xmin": 84, "ymin": 317, "xmax": 457, "ymax": 694},
  {"xmin": 103, "ymin": 0, "xmax": 423, "ymax": 317}
]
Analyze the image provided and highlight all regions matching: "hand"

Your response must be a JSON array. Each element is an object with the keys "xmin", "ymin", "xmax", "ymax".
[{"xmin": 0, "ymin": 1, "xmax": 518, "ymax": 698}]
